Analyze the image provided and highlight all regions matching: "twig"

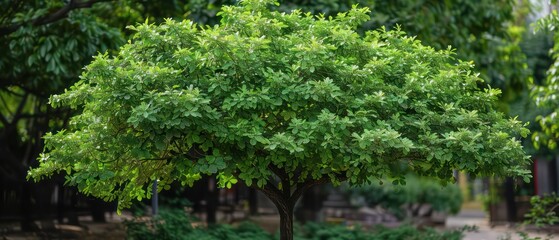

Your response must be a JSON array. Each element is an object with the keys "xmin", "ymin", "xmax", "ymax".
[{"xmin": 0, "ymin": 0, "xmax": 115, "ymax": 36}]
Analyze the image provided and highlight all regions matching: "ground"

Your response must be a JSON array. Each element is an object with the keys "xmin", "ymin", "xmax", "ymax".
[{"xmin": 1, "ymin": 209, "xmax": 558, "ymax": 239}]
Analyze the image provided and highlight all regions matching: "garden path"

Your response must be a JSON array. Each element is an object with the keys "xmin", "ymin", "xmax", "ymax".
[{"xmin": 446, "ymin": 209, "xmax": 557, "ymax": 240}]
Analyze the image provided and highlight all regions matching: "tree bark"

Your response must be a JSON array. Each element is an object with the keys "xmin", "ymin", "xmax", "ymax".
[
  {"xmin": 277, "ymin": 201, "xmax": 294, "ymax": 240},
  {"xmin": 206, "ymin": 176, "xmax": 218, "ymax": 224},
  {"xmin": 258, "ymin": 182, "xmax": 296, "ymax": 240},
  {"xmin": 255, "ymin": 166, "xmax": 347, "ymax": 239},
  {"xmin": 20, "ymin": 182, "xmax": 34, "ymax": 231},
  {"xmin": 504, "ymin": 177, "xmax": 517, "ymax": 222},
  {"xmin": 57, "ymin": 183, "xmax": 65, "ymax": 224},
  {"xmin": 248, "ymin": 188, "xmax": 258, "ymax": 215}
]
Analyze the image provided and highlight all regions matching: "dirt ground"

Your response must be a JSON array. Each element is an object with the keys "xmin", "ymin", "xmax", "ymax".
[
  {"xmin": 1, "ymin": 214, "xmax": 129, "ymax": 240},
  {"xmin": 1, "ymin": 211, "xmax": 267, "ymax": 240}
]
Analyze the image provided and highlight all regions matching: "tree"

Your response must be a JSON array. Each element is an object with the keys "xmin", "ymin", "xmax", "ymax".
[
  {"xmin": 532, "ymin": 8, "xmax": 559, "ymax": 150},
  {"xmin": 29, "ymin": 1, "xmax": 531, "ymax": 239},
  {"xmin": 0, "ymin": 0, "xmax": 123, "ymax": 229},
  {"xmin": 0, "ymin": 0, "xmax": 190, "ymax": 229}
]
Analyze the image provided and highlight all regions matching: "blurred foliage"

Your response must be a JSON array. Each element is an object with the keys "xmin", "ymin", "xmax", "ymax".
[
  {"xmin": 125, "ymin": 208, "xmax": 274, "ymax": 240},
  {"xmin": 124, "ymin": 207, "xmax": 471, "ymax": 240},
  {"xmin": 0, "ymin": 0, "xmax": 187, "ymax": 227},
  {"xmin": 366, "ymin": 0, "xmax": 531, "ymax": 110},
  {"xmin": 344, "ymin": 175, "xmax": 462, "ymax": 219},
  {"xmin": 159, "ymin": 187, "xmax": 193, "ymax": 209},
  {"xmin": 295, "ymin": 222, "xmax": 473, "ymax": 240},
  {"xmin": 0, "ymin": 1, "xmax": 123, "ymax": 94},
  {"xmin": 524, "ymin": 193, "xmax": 559, "ymax": 227},
  {"xmin": 531, "ymin": 8, "xmax": 559, "ymax": 150},
  {"xmin": 0, "ymin": 2, "xmax": 125, "ymax": 211}
]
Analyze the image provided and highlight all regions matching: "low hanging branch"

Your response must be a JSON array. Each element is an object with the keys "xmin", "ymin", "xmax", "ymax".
[{"xmin": 0, "ymin": 0, "xmax": 114, "ymax": 36}]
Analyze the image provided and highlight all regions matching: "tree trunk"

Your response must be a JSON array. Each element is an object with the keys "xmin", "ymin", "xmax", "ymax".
[
  {"xmin": 257, "ymin": 170, "xmax": 338, "ymax": 240},
  {"xmin": 504, "ymin": 177, "xmax": 517, "ymax": 222},
  {"xmin": 20, "ymin": 182, "xmax": 34, "ymax": 231},
  {"xmin": 248, "ymin": 188, "xmax": 258, "ymax": 215},
  {"xmin": 68, "ymin": 190, "xmax": 79, "ymax": 225},
  {"xmin": 206, "ymin": 176, "xmax": 218, "ymax": 224},
  {"xmin": 277, "ymin": 202, "xmax": 294, "ymax": 240},
  {"xmin": 57, "ymin": 183, "xmax": 65, "ymax": 224},
  {"xmin": 264, "ymin": 186, "xmax": 298, "ymax": 240},
  {"xmin": 258, "ymin": 185, "xmax": 296, "ymax": 240}
]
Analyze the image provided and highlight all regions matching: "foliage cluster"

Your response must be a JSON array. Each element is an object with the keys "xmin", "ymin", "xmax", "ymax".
[
  {"xmin": 124, "ymin": 208, "xmax": 468, "ymax": 240},
  {"xmin": 345, "ymin": 176, "xmax": 462, "ymax": 218},
  {"xmin": 167, "ymin": 0, "xmax": 531, "ymax": 105},
  {"xmin": 363, "ymin": 0, "xmax": 530, "ymax": 105},
  {"xmin": 0, "ymin": 1, "xmax": 123, "ymax": 90}
]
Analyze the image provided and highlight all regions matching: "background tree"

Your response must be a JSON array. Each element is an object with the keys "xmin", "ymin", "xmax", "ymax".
[
  {"xmin": 29, "ymin": 1, "xmax": 531, "ymax": 239},
  {"xmin": 0, "ymin": 0, "xmax": 191, "ymax": 230},
  {"xmin": 531, "ymin": 6, "xmax": 559, "ymax": 150},
  {"xmin": 514, "ymin": 1, "xmax": 559, "ymax": 234},
  {"xmin": 0, "ymin": 0, "xmax": 123, "ymax": 229}
]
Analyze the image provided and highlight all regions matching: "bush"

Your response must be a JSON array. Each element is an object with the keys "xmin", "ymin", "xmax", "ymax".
[
  {"xmin": 124, "ymin": 208, "xmax": 273, "ymax": 240},
  {"xmin": 294, "ymin": 222, "xmax": 468, "ymax": 240},
  {"xmin": 125, "ymin": 208, "xmax": 469, "ymax": 240},
  {"xmin": 525, "ymin": 193, "xmax": 559, "ymax": 227},
  {"xmin": 344, "ymin": 175, "xmax": 462, "ymax": 219}
]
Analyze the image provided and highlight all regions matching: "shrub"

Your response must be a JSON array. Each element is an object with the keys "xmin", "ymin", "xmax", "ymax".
[
  {"xmin": 124, "ymin": 208, "xmax": 273, "ymax": 240},
  {"xmin": 345, "ymin": 175, "xmax": 462, "ymax": 219},
  {"xmin": 125, "ymin": 208, "xmax": 469, "ymax": 240},
  {"xmin": 295, "ymin": 222, "xmax": 467, "ymax": 240}
]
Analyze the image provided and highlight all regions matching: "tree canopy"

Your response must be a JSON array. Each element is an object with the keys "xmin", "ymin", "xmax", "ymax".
[
  {"xmin": 29, "ymin": 0, "xmax": 530, "ymax": 239},
  {"xmin": 173, "ymin": 0, "xmax": 532, "ymax": 107}
]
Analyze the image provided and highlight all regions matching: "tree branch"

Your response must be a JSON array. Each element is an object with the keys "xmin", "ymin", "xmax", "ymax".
[
  {"xmin": 254, "ymin": 181, "xmax": 286, "ymax": 208},
  {"xmin": 0, "ymin": 0, "xmax": 115, "ymax": 36},
  {"xmin": 0, "ymin": 113, "xmax": 9, "ymax": 127},
  {"xmin": 11, "ymin": 92, "xmax": 29, "ymax": 125},
  {"xmin": 0, "ymin": 0, "xmax": 24, "ymax": 26},
  {"xmin": 268, "ymin": 163, "xmax": 291, "ymax": 195},
  {"xmin": 185, "ymin": 144, "xmax": 207, "ymax": 160}
]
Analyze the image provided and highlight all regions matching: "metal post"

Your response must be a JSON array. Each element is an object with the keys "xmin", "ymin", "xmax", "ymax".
[{"xmin": 152, "ymin": 180, "xmax": 158, "ymax": 216}]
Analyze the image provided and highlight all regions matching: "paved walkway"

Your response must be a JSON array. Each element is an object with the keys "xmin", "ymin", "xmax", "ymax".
[{"xmin": 446, "ymin": 209, "xmax": 557, "ymax": 240}]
